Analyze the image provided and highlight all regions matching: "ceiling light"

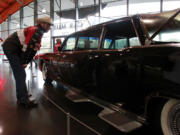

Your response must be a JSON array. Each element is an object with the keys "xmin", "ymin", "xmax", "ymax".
[
  {"xmin": 42, "ymin": 9, "xmax": 46, "ymax": 13},
  {"xmin": 16, "ymin": 24, "xmax": 20, "ymax": 28},
  {"xmin": 80, "ymin": 2, "xmax": 83, "ymax": 6}
]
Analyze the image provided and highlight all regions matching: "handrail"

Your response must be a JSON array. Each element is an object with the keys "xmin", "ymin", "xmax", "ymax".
[{"xmin": 43, "ymin": 93, "xmax": 102, "ymax": 135}]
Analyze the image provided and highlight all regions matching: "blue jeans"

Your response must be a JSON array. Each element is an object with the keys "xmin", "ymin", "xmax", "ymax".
[{"xmin": 3, "ymin": 50, "xmax": 28, "ymax": 102}]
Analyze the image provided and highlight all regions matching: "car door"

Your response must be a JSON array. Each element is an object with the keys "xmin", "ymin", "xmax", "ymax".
[
  {"xmin": 62, "ymin": 28, "xmax": 103, "ymax": 90},
  {"xmin": 57, "ymin": 35, "xmax": 76, "ymax": 84},
  {"xmin": 98, "ymin": 20, "xmax": 144, "ymax": 104}
]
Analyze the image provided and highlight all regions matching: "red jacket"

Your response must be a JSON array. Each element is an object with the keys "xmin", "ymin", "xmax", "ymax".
[
  {"xmin": 2, "ymin": 25, "xmax": 44, "ymax": 64},
  {"xmin": 18, "ymin": 26, "xmax": 42, "ymax": 52},
  {"xmin": 54, "ymin": 43, "xmax": 61, "ymax": 53},
  {"xmin": 24, "ymin": 26, "xmax": 42, "ymax": 47}
]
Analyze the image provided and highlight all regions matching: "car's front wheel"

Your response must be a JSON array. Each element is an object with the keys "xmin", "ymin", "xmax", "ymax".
[
  {"xmin": 42, "ymin": 63, "xmax": 52, "ymax": 84},
  {"xmin": 161, "ymin": 99, "xmax": 180, "ymax": 135}
]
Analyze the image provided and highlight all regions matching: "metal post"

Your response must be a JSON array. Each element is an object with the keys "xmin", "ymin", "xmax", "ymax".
[
  {"xmin": 50, "ymin": 0, "xmax": 54, "ymax": 26},
  {"xmin": 160, "ymin": 0, "xmax": 163, "ymax": 12},
  {"xmin": 160, "ymin": 0, "xmax": 163, "ymax": 40},
  {"xmin": 7, "ymin": 15, "xmax": 11, "ymax": 36},
  {"xmin": 75, "ymin": 0, "xmax": 79, "ymax": 32},
  {"xmin": 127, "ymin": 0, "xmax": 129, "ymax": 16},
  {"xmin": 34, "ymin": 0, "xmax": 38, "ymax": 25},
  {"xmin": 20, "ymin": 7, "xmax": 24, "ymax": 29},
  {"xmin": 98, "ymin": 0, "xmax": 102, "ymax": 23},
  {"xmin": 67, "ymin": 112, "xmax": 71, "ymax": 135},
  {"xmin": 50, "ymin": 0, "xmax": 54, "ymax": 52}
]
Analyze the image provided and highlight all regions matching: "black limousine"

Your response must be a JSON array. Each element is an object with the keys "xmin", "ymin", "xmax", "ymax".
[{"xmin": 36, "ymin": 9, "xmax": 180, "ymax": 135}]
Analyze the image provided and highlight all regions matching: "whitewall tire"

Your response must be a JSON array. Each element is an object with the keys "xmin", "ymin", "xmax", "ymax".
[
  {"xmin": 42, "ymin": 63, "xmax": 48, "ymax": 81},
  {"xmin": 161, "ymin": 99, "xmax": 180, "ymax": 135}
]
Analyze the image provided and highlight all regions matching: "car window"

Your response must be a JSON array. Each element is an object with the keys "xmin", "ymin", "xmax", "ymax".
[
  {"xmin": 77, "ymin": 28, "xmax": 101, "ymax": 50},
  {"xmin": 77, "ymin": 37, "xmax": 99, "ymax": 50},
  {"xmin": 104, "ymin": 38, "xmax": 127, "ymax": 49},
  {"xmin": 77, "ymin": 37, "xmax": 88, "ymax": 49},
  {"xmin": 129, "ymin": 37, "xmax": 139, "ymax": 47},
  {"xmin": 102, "ymin": 19, "xmax": 140, "ymax": 49},
  {"xmin": 77, "ymin": 36, "xmax": 100, "ymax": 50},
  {"xmin": 62, "ymin": 37, "xmax": 76, "ymax": 51},
  {"xmin": 89, "ymin": 37, "xmax": 99, "ymax": 49},
  {"xmin": 104, "ymin": 39, "xmax": 112, "ymax": 48},
  {"xmin": 114, "ymin": 39, "xmax": 127, "ymax": 49}
]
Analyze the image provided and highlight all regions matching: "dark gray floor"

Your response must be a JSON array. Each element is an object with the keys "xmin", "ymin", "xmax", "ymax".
[{"xmin": 0, "ymin": 59, "xmax": 152, "ymax": 135}]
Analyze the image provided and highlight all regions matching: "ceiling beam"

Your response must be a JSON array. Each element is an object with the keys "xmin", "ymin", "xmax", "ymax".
[
  {"xmin": 0, "ymin": 0, "xmax": 33, "ymax": 24},
  {"xmin": 15, "ymin": 0, "xmax": 24, "ymax": 5},
  {"xmin": 0, "ymin": 1, "xmax": 9, "ymax": 8}
]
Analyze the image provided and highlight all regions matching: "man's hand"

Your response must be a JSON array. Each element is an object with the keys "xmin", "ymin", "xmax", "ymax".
[
  {"xmin": 34, "ymin": 43, "xmax": 41, "ymax": 50},
  {"xmin": 22, "ymin": 64, "xmax": 27, "ymax": 68}
]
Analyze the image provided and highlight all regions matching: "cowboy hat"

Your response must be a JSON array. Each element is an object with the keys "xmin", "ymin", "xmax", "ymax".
[{"xmin": 36, "ymin": 16, "xmax": 53, "ymax": 25}]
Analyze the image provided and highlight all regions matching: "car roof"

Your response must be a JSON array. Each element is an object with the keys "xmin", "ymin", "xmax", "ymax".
[
  {"xmin": 68, "ymin": 16, "xmax": 132, "ymax": 36},
  {"xmin": 67, "ymin": 8, "xmax": 180, "ymax": 38}
]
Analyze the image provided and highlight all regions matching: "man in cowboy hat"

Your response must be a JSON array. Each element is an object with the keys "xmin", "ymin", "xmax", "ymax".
[{"xmin": 2, "ymin": 16, "xmax": 53, "ymax": 108}]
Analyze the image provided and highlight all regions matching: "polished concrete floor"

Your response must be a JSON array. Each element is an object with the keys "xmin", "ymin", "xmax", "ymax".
[
  {"xmin": 0, "ymin": 58, "xmax": 153, "ymax": 135},
  {"xmin": 0, "ymin": 60, "xmax": 67, "ymax": 135},
  {"xmin": 0, "ymin": 58, "xmax": 109, "ymax": 135}
]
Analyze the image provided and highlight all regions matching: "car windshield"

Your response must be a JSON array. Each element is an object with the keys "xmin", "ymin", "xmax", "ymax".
[{"xmin": 141, "ymin": 9, "xmax": 180, "ymax": 43}]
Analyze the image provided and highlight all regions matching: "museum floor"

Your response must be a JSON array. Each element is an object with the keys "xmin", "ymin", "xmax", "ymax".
[{"xmin": 0, "ymin": 58, "xmax": 154, "ymax": 135}]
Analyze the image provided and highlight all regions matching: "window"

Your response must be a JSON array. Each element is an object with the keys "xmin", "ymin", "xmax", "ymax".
[
  {"xmin": 163, "ymin": 0, "xmax": 180, "ymax": 11},
  {"xmin": 89, "ymin": 37, "xmax": 99, "ymax": 49},
  {"xmin": 103, "ymin": 38, "xmax": 127, "ymax": 49},
  {"xmin": 129, "ymin": 0, "xmax": 160, "ymax": 15},
  {"xmin": 77, "ymin": 36, "xmax": 99, "ymax": 50},
  {"xmin": 114, "ymin": 39, "xmax": 127, "ymax": 49},
  {"xmin": 54, "ymin": 0, "xmax": 76, "ymax": 36},
  {"xmin": 102, "ymin": 19, "xmax": 140, "ymax": 49},
  {"xmin": 1, "ymin": 21, "xmax": 8, "ymax": 40},
  {"xmin": 10, "ymin": 11, "xmax": 20, "ymax": 34},
  {"xmin": 104, "ymin": 38, "xmax": 112, "ymax": 48},
  {"xmin": 77, "ymin": 37, "xmax": 88, "ymax": 49},
  {"xmin": 24, "ymin": 3, "xmax": 34, "ymax": 28},
  {"xmin": 37, "ymin": 0, "xmax": 50, "ymax": 17},
  {"xmin": 63, "ymin": 37, "xmax": 76, "ymax": 51},
  {"xmin": 77, "ymin": 28, "xmax": 102, "ymax": 50},
  {"xmin": 129, "ymin": 37, "xmax": 139, "ymax": 47},
  {"xmin": 101, "ymin": 0, "xmax": 127, "ymax": 22}
]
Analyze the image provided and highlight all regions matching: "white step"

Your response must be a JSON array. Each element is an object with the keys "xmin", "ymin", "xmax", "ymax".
[{"xmin": 98, "ymin": 108, "xmax": 142, "ymax": 133}]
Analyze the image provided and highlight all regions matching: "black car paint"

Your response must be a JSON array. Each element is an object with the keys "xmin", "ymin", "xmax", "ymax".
[{"xmin": 37, "ymin": 10, "xmax": 180, "ymax": 131}]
